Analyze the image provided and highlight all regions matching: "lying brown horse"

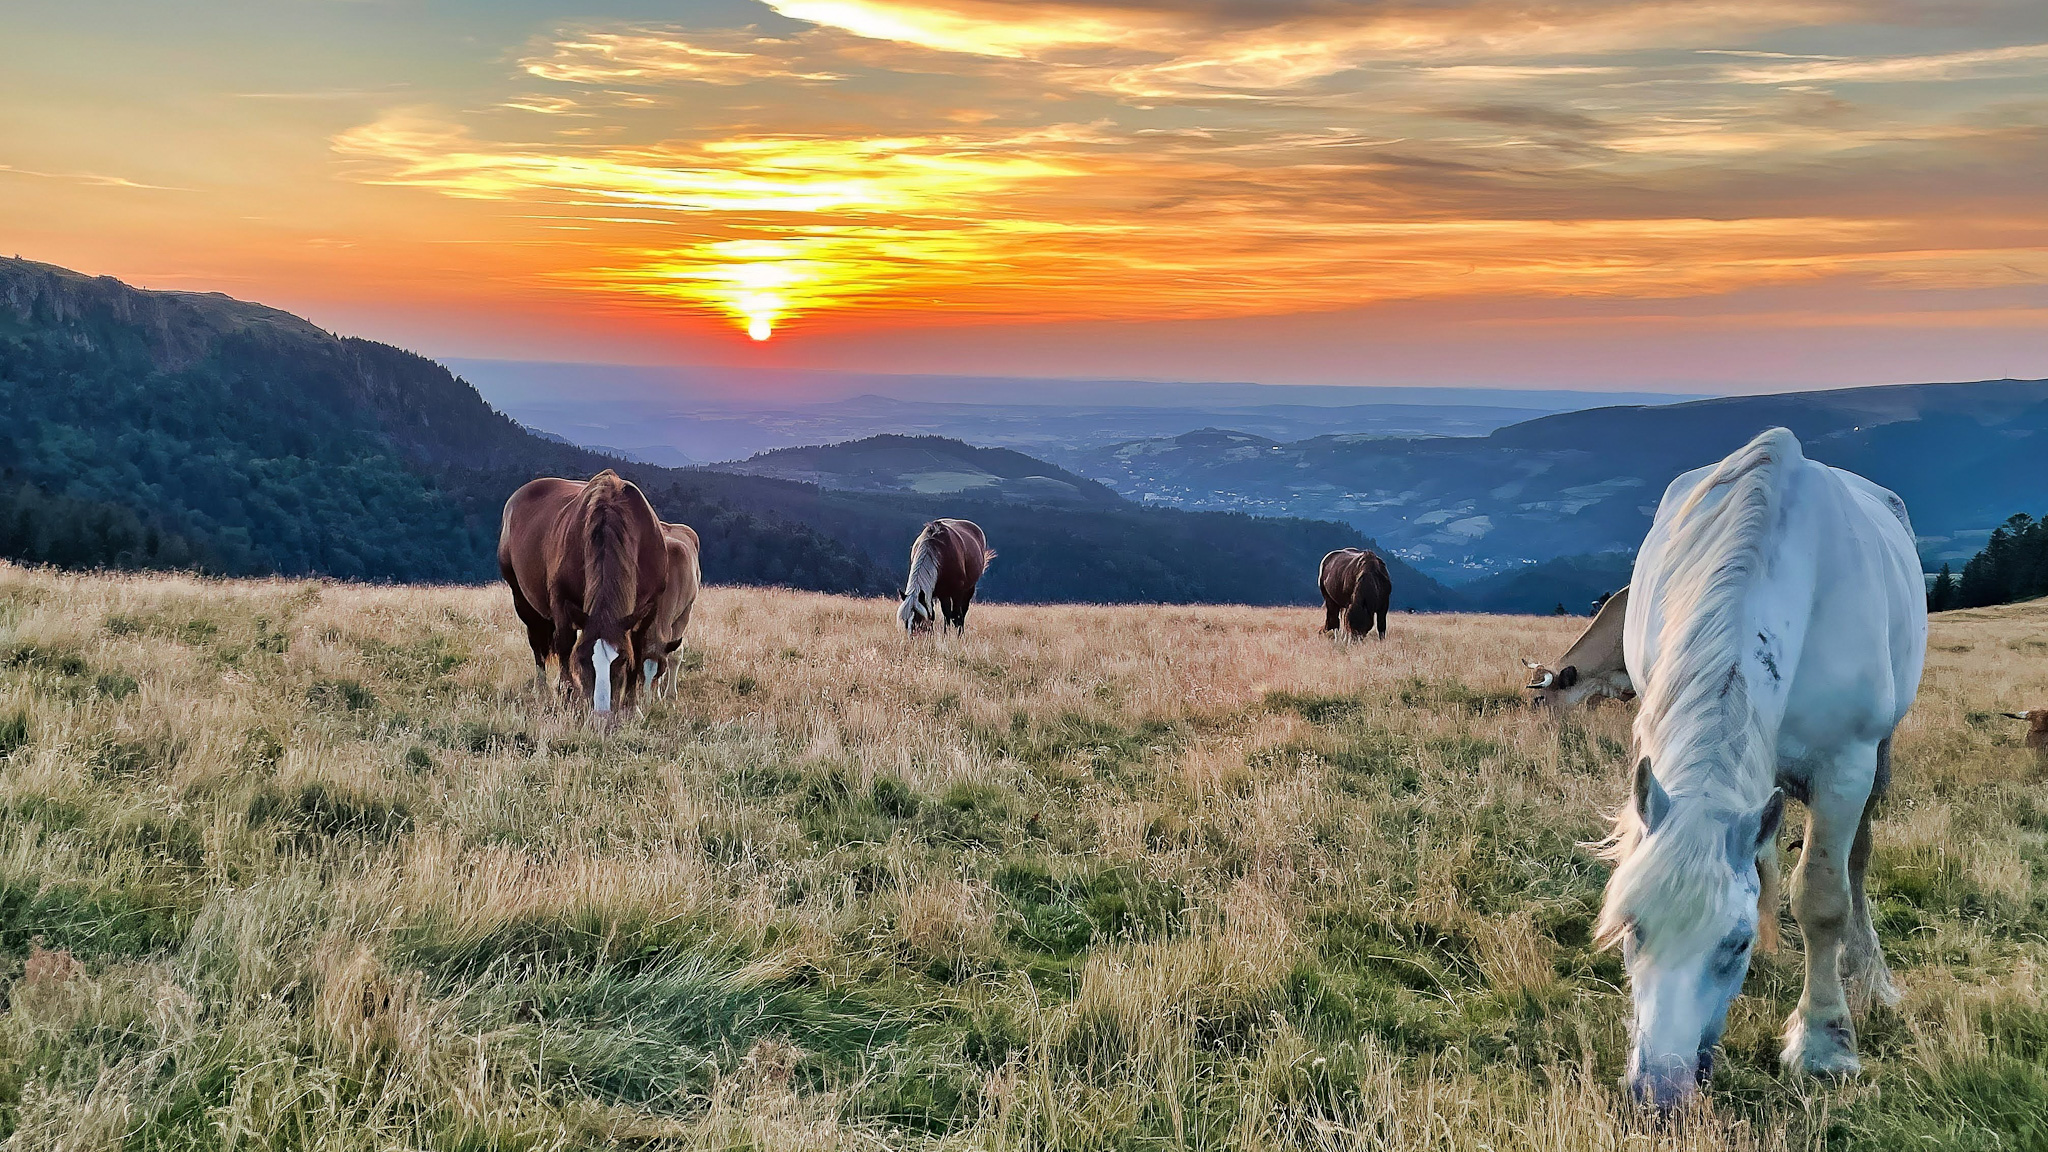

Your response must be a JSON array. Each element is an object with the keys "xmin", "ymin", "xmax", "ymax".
[
  {"xmin": 1320, "ymin": 548, "xmax": 1391, "ymax": 639},
  {"xmin": 498, "ymin": 470, "xmax": 668, "ymax": 713},
  {"xmin": 1523, "ymin": 585, "xmax": 1634, "ymax": 708},
  {"xmin": 898, "ymin": 519, "xmax": 993, "ymax": 633},
  {"xmin": 2006, "ymin": 709, "xmax": 2048, "ymax": 765},
  {"xmin": 633, "ymin": 521, "xmax": 702, "ymax": 694}
]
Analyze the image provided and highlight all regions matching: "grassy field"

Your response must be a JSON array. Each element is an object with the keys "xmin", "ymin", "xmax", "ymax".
[{"xmin": 1, "ymin": 562, "xmax": 2043, "ymax": 1151}]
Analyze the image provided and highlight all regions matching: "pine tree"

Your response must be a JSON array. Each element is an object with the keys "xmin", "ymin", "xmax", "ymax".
[{"xmin": 1928, "ymin": 563, "xmax": 1956, "ymax": 612}]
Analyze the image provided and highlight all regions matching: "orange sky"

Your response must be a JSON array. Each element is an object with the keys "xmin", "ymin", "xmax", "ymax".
[{"xmin": 3, "ymin": 0, "xmax": 2045, "ymax": 389}]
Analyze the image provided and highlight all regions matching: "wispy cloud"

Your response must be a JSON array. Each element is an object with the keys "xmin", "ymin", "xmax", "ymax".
[
  {"xmin": 0, "ymin": 164, "xmax": 181, "ymax": 190},
  {"xmin": 520, "ymin": 28, "xmax": 849, "ymax": 86},
  {"xmin": 1717, "ymin": 41, "xmax": 2048, "ymax": 84}
]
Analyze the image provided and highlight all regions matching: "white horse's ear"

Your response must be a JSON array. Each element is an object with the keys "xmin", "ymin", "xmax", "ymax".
[
  {"xmin": 1757, "ymin": 789, "xmax": 1785, "ymax": 848},
  {"xmin": 1728, "ymin": 788, "xmax": 1785, "ymax": 861},
  {"xmin": 1521, "ymin": 657, "xmax": 1540, "ymax": 669},
  {"xmin": 1634, "ymin": 757, "xmax": 1671, "ymax": 833}
]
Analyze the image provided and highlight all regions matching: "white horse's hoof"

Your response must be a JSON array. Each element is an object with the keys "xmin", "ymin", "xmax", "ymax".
[{"xmin": 1782, "ymin": 1013, "xmax": 1861, "ymax": 1078}]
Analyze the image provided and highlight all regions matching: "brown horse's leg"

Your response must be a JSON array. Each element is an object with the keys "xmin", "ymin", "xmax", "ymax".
[
  {"xmin": 1323, "ymin": 601, "xmax": 1341, "ymax": 634},
  {"xmin": 552, "ymin": 618, "xmax": 579, "ymax": 696},
  {"xmin": 1376, "ymin": 606, "xmax": 1389, "ymax": 639},
  {"xmin": 620, "ymin": 632, "xmax": 644, "ymax": 710},
  {"xmin": 504, "ymin": 574, "xmax": 553, "ymax": 686}
]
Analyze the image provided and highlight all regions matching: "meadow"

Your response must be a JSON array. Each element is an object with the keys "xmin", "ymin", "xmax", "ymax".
[{"xmin": 0, "ymin": 561, "xmax": 2043, "ymax": 1151}]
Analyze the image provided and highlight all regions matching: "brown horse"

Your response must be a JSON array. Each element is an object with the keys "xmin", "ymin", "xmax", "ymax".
[
  {"xmin": 1523, "ymin": 585, "xmax": 1634, "ymax": 708},
  {"xmin": 1319, "ymin": 548, "xmax": 1392, "ymax": 640},
  {"xmin": 498, "ymin": 470, "xmax": 668, "ymax": 713},
  {"xmin": 2005, "ymin": 709, "xmax": 2048, "ymax": 765},
  {"xmin": 633, "ymin": 521, "xmax": 702, "ymax": 694},
  {"xmin": 898, "ymin": 519, "xmax": 993, "ymax": 633}
]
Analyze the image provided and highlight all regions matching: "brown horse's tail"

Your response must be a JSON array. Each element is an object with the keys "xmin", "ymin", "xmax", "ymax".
[{"xmin": 581, "ymin": 471, "xmax": 637, "ymax": 640}]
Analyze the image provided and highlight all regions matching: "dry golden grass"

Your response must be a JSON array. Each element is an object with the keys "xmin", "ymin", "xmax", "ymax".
[{"xmin": 1, "ymin": 562, "xmax": 2043, "ymax": 1150}]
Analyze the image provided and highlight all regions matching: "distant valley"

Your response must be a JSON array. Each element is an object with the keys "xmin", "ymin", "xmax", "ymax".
[
  {"xmin": 1048, "ymin": 382, "xmax": 2048, "ymax": 581},
  {"xmin": 449, "ymin": 357, "xmax": 1698, "ymax": 465}
]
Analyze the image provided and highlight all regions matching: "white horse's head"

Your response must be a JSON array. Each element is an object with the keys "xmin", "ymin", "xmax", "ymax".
[{"xmin": 1605, "ymin": 759, "xmax": 1783, "ymax": 1108}]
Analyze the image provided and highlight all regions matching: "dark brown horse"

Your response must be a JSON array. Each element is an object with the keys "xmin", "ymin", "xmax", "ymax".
[
  {"xmin": 498, "ymin": 470, "xmax": 668, "ymax": 712},
  {"xmin": 1319, "ymin": 547, "xmax": 1392, "ymax": 640},
  {"xmin": 898, "ymin": 519, "xmax": 993, "ymax": 633}
]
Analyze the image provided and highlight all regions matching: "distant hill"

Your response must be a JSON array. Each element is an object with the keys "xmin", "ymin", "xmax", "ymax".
[
  {"xmin": 0, "ymin": 258, "xmax": 1449, "ymax": 608},
  {"xmin": 1069, "ymin": 380, "xmax": 2048, "ymax": 580},
  {"xmin": 1451, "ymin": 553, "xmax": 1636, "ymax": 617},
  {"xmin": 720, "ymin": 435, "xmax": 1122, "ymax": 505}
]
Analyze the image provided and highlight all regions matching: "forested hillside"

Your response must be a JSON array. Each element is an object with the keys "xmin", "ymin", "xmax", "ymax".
[
  {"xmin": 0, "ymin": 259, "xmax": 1445, "ymax": 608},
  {"xmin": 1930, "ymin": 512, "xmax": 2048, "ymax": 610}
]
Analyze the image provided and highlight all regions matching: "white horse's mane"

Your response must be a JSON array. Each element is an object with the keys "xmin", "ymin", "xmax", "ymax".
[
  {"xmin": 900, "ymin": 527, "xmax": 942, "ymax": 623},
  {"xmin": 1597, "ymin": 428, "xmax": 1798, "ymax": 954}
]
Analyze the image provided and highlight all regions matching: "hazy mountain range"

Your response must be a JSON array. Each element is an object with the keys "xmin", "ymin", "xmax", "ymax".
[
  {"xmin": 1045, "ymin": 382, "xmax": 2048, "ymax": 580},
  {"xmin": 8, "ymin": 256, "xmax": 2040, "ymax": 616},
  {"xmin": 448, "ymin": 357, "xmax": 1701, "ymax": 465},
  {"xmin": 0, "ymin": 258, "xmax": 1452, "ymax": 610}
]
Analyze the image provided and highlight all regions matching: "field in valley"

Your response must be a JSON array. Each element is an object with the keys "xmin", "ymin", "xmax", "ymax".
[{"xmin": 1, "ymin": 562, "xmax": 2044, "ymax": 1150}]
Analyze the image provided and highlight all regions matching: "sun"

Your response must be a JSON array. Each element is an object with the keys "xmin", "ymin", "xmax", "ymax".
[{"xmin": 747, "ymin": 314, "xmax": 773, "ymax": 341}]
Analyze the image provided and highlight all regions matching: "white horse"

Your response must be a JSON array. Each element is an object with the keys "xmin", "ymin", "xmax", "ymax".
[{"xmin": 1599, "ymin": 427, "xmax": 1925, "ymax": 1107}]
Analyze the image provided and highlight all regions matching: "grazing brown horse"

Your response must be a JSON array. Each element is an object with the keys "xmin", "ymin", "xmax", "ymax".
[
  {"xmin": 898, "ymin": 519, "xmax": 993, "ymax": 633},
  {"xmin": 633, "ymin": 521, "xmax": 702, "ymax": 694},
  {"xmin": 498, "ymin": 470, "xmax": 668, "ymax": 713},
  {"xmin": 1320, "ymin": 548, "xmax": 1392, "ymax": 640}
]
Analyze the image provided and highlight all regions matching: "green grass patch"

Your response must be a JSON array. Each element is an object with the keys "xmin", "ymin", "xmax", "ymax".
[
  {"xmin": 970, "ymin": 712, "xmax": 1178, "ymax": 779},
  {"xmin": 1398, "ymin": 677, "xmax": 1525, "ymax": 716},
  {"xmin": 456, "ymin": 952, "xmax": 900, "ymax": 1115},
  {"xmin": 0, "ymin": 878, "xmax": 190, "ymax": 961},
  {"xmin": 0, "ymin": 711, "xmax": 27, "ymax": 759},
  {"xmin": 1262, "ymin": 690, "xmax": 1365, "ymax": 725},
  {"xmin": 991, "ymin": 859, "xmax": 1187, "ymax": 984},
  {"xmin": 306, "ymin": 677, "xmax": 377, "ymax": 712},
  {"xmin": 246, "ymin": 781, "xmax": 413, "ymax": 847}
]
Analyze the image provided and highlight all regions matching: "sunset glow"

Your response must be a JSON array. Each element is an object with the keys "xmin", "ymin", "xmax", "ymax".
[{"xmin": 3, "ymin": 1, "xmax": 2044, "ymax": 386}]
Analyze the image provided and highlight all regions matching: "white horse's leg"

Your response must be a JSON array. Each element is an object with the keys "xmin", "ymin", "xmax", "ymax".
[
  {"xmin": 1843, "ymin": 743, "xmax": 1899, "ymax": 1011},
  {"xmin": 1783, "ymin": 742, "xmax": 1879, "ymax": 1077}
]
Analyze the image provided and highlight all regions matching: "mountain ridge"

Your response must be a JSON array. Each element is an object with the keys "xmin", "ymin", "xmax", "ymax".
[
  {"xmin": 1067, "ymin": 378, "xmax": 2048, "ymax": 586},
  {"xmin": 1, "ymin": 257, "xmax": 1445, "ymax": 608}
]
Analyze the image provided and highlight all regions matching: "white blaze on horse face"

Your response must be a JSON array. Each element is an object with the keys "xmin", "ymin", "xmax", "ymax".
[
  {"xmin": 1625, "ymin": 903, "xmax": 1758, "ymax": 1107},
  {"xmin": 592, "ymin": 639, "xmax": 618, "ymax": 713},
  {"xmin": 1620, "ymin": 780, "xmax": 1780, "ymax": 1108}
]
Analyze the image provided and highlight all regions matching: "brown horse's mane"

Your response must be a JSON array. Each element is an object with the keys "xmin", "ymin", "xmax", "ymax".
[{"xmin": 579, "ymin": 470, "xmax": 638, "ymax": 638}]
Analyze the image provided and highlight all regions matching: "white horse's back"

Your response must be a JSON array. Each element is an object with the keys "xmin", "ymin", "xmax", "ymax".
[{"xmin": 1626, "ymin": 430, "xmax": 1924, "ymax": 779}]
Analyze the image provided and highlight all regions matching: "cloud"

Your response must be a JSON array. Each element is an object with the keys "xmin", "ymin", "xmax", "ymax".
[
  {"xmin": 1716, "ymin": 40, "xmax": 2048, "ymax": 84},
  {"xmin": 760, "ymin": 0, "xmax": 1854, "ymax": 98},
  {"xmin": 324, "ymin": 1, "xmax": 2048, "ymax": 338},
  {"xmin": 0, "ymin": 164, "xmax": 181, "ymax": 190},
  {"xmin": 520, "ymin": 28, "xmax": 849, "ymax": 86},
  {"xmin": 333, "ymin": 103, "xmax": 2048, "ymax": 341}
]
